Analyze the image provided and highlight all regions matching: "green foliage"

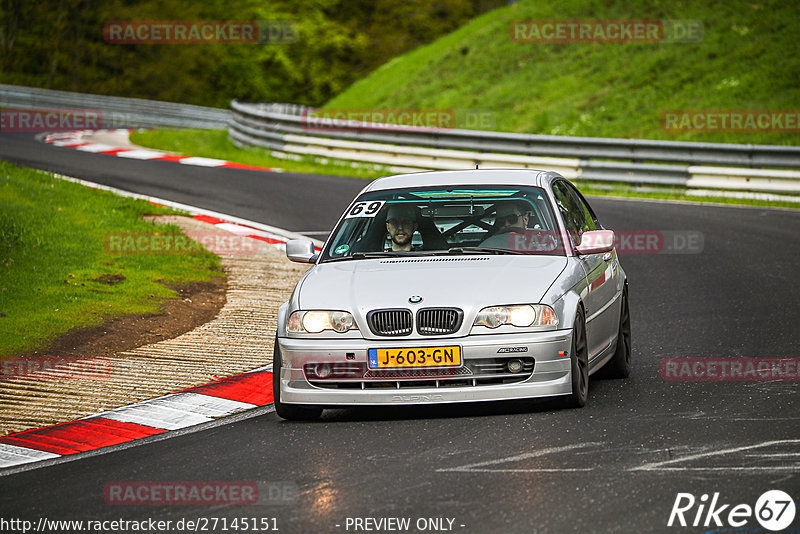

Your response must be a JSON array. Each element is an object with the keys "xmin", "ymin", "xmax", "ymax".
[
  {"xmin": 327, "ymin": 0, "xmax": 800, "ymax": 145},
  {"xmin": 0, "ymin": 161, "xmax": 223, "ymax": 357},
  {"xmin": 0, "ymin": 0, "xmax": 504, "ymax": 107}
]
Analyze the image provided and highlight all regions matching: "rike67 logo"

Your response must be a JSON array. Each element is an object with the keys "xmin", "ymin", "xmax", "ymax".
[{"xmin": 668, "ymin": 490, "xmax": 796, "ymax": 531}]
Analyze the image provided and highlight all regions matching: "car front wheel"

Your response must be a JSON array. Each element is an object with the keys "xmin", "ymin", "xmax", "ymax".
[
  {"xmin": 562, "ymin": 308, "xmax": 588, "ymax": 408},
  {"xmin": 604, "ymin": 286, "xmax": 631, "ymax": 379}
]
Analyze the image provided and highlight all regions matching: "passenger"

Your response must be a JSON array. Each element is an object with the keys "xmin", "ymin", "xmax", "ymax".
[
  {"xmin": 385, "ymin": 204, "xmax": 419, "ymax": 251},
  {"xmin": 479, "ymin": 201, "xmax": 530, "ymax": 249}
]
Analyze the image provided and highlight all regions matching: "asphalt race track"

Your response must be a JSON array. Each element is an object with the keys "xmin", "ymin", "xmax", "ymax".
[
  {"xmin": 0, "ymin": 132, "xmax": 365, "ymax": 233},
  {"xmin": 1, "ymin": 132, "xmax": 799, "ymax": 533}
]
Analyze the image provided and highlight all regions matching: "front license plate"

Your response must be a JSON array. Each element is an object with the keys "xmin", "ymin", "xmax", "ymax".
[{"xmin": 368, "ymin": 346, "xmax": 462, "ymax": 369}]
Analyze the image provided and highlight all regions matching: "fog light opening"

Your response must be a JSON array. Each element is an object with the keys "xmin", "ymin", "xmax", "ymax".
[
  {"xmin": 315, "ymin": 363, "xmax": 332, "ymax": 379},
  {"xmin": 507, "ymin": 359, "xmax": 524, "ymax": 373}
]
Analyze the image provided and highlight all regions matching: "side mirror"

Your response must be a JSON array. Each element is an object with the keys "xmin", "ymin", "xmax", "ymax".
[
  {"xmin": 286, "ymin": 239, "xmax": 318, "ymax": 263},
  {"xmin": 575, "ymin": 230, "xmax": 615, "ymax": 255}
]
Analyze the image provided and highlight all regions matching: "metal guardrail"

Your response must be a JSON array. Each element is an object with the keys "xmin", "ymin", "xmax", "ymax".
[
  {"xmin": 2, "ymin": 85, "xmax": 796, "ymax": 194},
  {"xmin": 1, "ymin": 84, "xmax": 230, "ymax": 130},
  {"xmin": 229, "ymin": 100, "xmax": 800, "ymax": 194}
]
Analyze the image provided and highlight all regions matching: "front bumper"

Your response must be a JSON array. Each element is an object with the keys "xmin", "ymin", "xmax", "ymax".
[{"xmin": 276, "ymin": 330, "xmax": 573, "ymax": 406}]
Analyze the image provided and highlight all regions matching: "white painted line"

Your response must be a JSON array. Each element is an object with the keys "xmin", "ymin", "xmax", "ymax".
[
  {"xmin": 75, "ymin": 143, "xmax": 117, "ymax": 153},
  {"xmin": 442, "ymin": 467, "xmax": 595, "ymax": 473},
  {"xmin": 686, "ymin": 189, "xmax": 800, "ymax": 203},
  {"xmin": 114, "ymin": 149, "xmax": 167, "ymax": 159},
  {"xmin": 214, "ymin": 222, "xmax": 271, "ymax": 237},
  {"xmin": 637, "ymin": 466, "xmax": 800, "ymax": 472},
  {"xmin": 145, "ymin": 392, "xmax": 257, "ymax": 418},
  {"xmin": 179, "ymin": 156, "xmax": 227, "ymax": 167},
  {"xmin": 44, "ymin": 129, "xmax": 284, "ymax": 174},
  {"xmin": 744, "ymin": 452, "xmax": 800, "ymax": 458},
  {"xmin": 630, "ymin": 439, "xmax": 800, "ymax": 472},
  {"xmin": 96, "ymin": 392, "xmax": 257, "ymax": 430},
  {"xmin": 213, "ymin": 223, "xmax": 291, "ymax": 242},
  {"xmin": 0, "ymin": 444, "xmax": 60, "ymax": 468},
  {"xmin": 100, "ymin": 402, "xmax": 212, "ymax": 430},
  {"xmin": 51, "ymin": 139, "xmax": 85, "ymax": 147},
  {"xmin": 437, "ymin": 442, "xmax": 603, "ymax": 473}
]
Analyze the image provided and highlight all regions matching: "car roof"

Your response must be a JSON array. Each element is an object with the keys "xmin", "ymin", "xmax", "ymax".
[{"xmin": 363, "ymin": 169, "xmax": 562, "ymax": 192}]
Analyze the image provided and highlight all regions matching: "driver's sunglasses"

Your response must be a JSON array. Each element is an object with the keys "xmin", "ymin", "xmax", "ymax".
[
  {"xmin": 496, "ymin": 213, "xmax": 522, "ymax": 225},
  {"xmin": 387, "ymin": 217, "xmax": 415, "ymax": 227}
]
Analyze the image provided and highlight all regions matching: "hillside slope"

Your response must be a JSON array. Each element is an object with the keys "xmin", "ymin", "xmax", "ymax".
[{"xmin": 325, "ymin": 0, "xmax": 800, "ymax": 144}]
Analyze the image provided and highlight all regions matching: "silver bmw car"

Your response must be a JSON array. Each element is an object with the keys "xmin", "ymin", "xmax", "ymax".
[{"xmin": 274, "ymin": 169, "xmax": 630, "ymax": 420}]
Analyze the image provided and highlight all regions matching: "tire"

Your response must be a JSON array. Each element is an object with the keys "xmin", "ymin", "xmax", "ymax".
[
  {"xmin": 273, "ymin": 337, "xmax": 323, "ymax": 421},
  {"xmin": 604, "ymin": 286, "xmax": 631, "ymax": 379},
  {"xmin": 562, "ymin": 308, "xmax": 589, "ymax": 408}
]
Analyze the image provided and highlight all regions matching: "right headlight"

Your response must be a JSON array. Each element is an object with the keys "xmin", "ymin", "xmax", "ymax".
[
  {"xmin": 473, "ymin": 304, "xmax": 559, "ymax": 328},
  {"xmin": 287, "ymin": 310, "xmax": 357, "ymax": 334}
]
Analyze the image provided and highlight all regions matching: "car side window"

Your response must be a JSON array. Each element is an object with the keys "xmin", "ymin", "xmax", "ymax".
[
  {"xmin": 552, "ymin": 181, "xmax": 586, "ymax": 247},
  {"xmin": 563, "ymin": 182, "xmax": 598, "ymax": 232}
]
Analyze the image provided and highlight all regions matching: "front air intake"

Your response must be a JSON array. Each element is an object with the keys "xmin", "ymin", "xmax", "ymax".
[
  {"xmin": 367, "ymin": 309, "xmax": 413, "ymax": 336},
  {"xmin": 417, "ymin": 308, "xmax": 463, "ymax": 335}
]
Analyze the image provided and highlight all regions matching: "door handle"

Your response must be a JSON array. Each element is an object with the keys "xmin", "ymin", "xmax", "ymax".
[{"xmin": 603, "ymin": 252, "xmax": 612, "ymax": 262}]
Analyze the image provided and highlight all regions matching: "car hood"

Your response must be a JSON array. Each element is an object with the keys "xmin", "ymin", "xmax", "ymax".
[{"xmin": 297, "ymin": 255, "xmax": 568, "ymax": 320}]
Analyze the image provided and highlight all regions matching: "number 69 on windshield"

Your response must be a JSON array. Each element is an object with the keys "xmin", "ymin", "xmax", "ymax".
[{"xmin": 345, "ymin": 201, "xmax": 385, "ymax": 218}]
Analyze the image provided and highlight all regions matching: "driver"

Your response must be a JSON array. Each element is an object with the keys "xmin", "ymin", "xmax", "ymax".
[
  {"xmin": 479, "ymin": 201, "xmax": 529, "ymax": 248},
  {"xmin": 385, "ymin": 203, "xmax": 419, "ymax": 251}
]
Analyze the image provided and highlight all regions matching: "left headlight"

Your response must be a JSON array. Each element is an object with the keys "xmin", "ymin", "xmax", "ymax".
[
  {"xmin": 473, "ymin": 304, "xmax": 559, "ymax": 328},
  {"xmin": 287, "ymin": 310, "xmax": 357, "ymax": 334}
]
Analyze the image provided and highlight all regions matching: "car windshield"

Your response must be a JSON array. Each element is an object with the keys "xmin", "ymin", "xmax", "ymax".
[{"xmin": 320, "ymin": 184, "xmax": 566, "ymax": 262}]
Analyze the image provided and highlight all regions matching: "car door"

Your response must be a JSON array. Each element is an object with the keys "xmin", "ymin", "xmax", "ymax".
[
  {"xmin": 567, "ymin": 182, "xmax": 621, "ymax": 358},
  {"xmin": 552, "ymin": 180, "xmax": 616, "ymax": 360}
]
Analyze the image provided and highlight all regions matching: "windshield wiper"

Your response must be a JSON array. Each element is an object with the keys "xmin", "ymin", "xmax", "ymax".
[
  {"xmin": 323, "ymin": 248, "xmax": 522, "ymax": 263},
  {"xmin": 351, "ymin": 251, "xmax": 411, "ymax": 258},
  {"xmin": 321, "ymin": 251, "xmax": 413, "ymax": 263},
  {"xmin": 445, "ymin": 247, "xmax": 522, "ymax": 255}
]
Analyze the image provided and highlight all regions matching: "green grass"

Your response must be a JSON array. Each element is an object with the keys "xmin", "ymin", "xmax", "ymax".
[
  {"xmin": 326, "ymin": 0, "xmax": 800, "ymax": 146},
  {"xmin": 576, "ymin": 181, "xmax": 800, "ymax": 210},
  {"xmin": 0, "ymin": 161, "xmax": 224, "ymax": 358},
  {"xmin": 130, "ymin": 129, "xmax": 388, "ymax": 180}
]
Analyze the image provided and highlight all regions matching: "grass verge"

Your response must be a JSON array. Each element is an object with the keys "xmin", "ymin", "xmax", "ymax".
[
  {"xmin": 130, "ymin": 128, "xmax": 388, "ymax": 180},
  {"xmin": 576, "ymin": 182, "xmax": 800, "ymax": 210},
  {"xmin": 132, "ymin": 128, "xmax": 798, "ymax": 210},
  {"xmin": 0, "ymin": 161, "xmax": 224, "ymax": 357},
  {"xmin": 326, "ymin": 0, "xmax": 800, "ymax": 146}
]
